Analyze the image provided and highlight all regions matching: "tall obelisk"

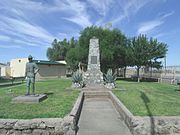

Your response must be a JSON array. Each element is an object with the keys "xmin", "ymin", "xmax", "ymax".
[{"xmin": 84, "ymin": 37, "xmax": 103, "ymax": 86}]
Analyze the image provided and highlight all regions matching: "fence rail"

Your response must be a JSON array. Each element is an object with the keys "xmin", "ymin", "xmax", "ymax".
[{"xmin": 119, "ymin": 65, "xmax": 180, "ymax": 84}]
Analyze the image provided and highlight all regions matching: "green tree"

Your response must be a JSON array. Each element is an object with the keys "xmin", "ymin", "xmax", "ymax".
[
  {"xmin": 130, "ymin": 35, "xmax": 168, "ymax": 82},
  {"xmin": 47, "ymin": 39, "xmax": 61, "ymax": 61},
  {"xmin": 65, "ymin": 47, "xmax": 79, "ymax": 71},
  {"xmin": 47, "ymin": 37, "xmax": 77, "ymax": 61}
]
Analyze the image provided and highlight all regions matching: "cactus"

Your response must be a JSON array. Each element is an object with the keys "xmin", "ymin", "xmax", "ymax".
[{"xmin": 104, "ymin": 69, "xmax": 116, "ymax": 83}]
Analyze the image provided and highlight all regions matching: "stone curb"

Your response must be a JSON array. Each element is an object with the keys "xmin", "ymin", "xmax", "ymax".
[
  {"xmin": 108, "ymin": 91, "xmax": 180, "ymax": 135},
  {"xmin": 109, "ymin": 91, "xmax": 134, "ymax": 127}
]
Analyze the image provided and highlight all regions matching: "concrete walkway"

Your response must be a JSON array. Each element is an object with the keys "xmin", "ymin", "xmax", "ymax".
[{"xmin": 77, "ymin": 98, "xmax": 132, "ymax": 135}]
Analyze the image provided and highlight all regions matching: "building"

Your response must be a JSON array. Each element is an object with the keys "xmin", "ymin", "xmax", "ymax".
[
  {"xmin": 10, "ymin": 58, "xmax": 28, "ymax": 77},
  {"xmin": 33, "ymin": 60, "xmax": 66, "ymax": 79},
  {"xmin": 0, "ymin": 63, "xmax": 10, "ymax": 77},
  {"xmin": 10, "ymin": 58, "xmax": 66, "ymax": 79}
]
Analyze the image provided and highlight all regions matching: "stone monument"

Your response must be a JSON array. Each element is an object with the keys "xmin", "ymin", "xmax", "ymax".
[{"xmin": 84, "ymin": 37, "xmax": 103, "ymax": 86}]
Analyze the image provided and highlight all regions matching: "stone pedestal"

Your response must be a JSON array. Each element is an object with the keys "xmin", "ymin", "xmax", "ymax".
[
  {"xmin": 12, "ymin": 94, "xmax": 47, "ymax": 103},
  {"xmin": 84, "ymin": 37, "xmax": 103, "ymax": 86}
]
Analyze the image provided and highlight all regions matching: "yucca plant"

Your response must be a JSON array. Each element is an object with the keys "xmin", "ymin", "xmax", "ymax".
[
  {"xmin": 104, "ymin": 69, "xmax": 116, "ymax": 83},
  {"xmin": 72, "ymin": 70, "xmax": 83, "ymax": 83}
]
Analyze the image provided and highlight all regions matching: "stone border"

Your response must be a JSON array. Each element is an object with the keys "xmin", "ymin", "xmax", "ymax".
[
  {"xmin": 0, "ymin": 92, "xmax": 84, "ymax": 135},
  {"xmin": 109, "ymin": 91, "xmax": 134, "ymax": 127},
  {"xmin": 108, "ymin": 91, "xmax": 180, "ymax": 135}
]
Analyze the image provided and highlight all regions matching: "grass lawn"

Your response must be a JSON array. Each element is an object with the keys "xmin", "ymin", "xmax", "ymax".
[
  {"xmin": 113, "ymin": 80, "xmax": 180, "ymax": 116},
  {"xmin": 0, "ymin": 79, "xmax": 79, "ymax": 119}
]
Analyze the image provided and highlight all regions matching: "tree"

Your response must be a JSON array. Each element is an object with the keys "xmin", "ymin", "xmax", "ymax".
[
  {"xmin": 47, "ymin": 37, "xmax": 77, "ymax": 61},
  {"xmin": 130, "ymin": 35, "xmax": 168, "ymax": 82},
  {"xmin": 47, "ymin": 39, "xmax": 61, "ymax": 61},
  {"xmin": 122, "ymin": 38, "xmax": 134, "ymax": 78},
  {"xmin": 65, "ymin": 47, "xmax": 79, "ymax": 71}
]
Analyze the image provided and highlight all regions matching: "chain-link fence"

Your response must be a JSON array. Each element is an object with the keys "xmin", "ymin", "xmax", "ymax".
[{"xmin": 118, "ymin": 65, "xmax": 180, "ymax": 84}]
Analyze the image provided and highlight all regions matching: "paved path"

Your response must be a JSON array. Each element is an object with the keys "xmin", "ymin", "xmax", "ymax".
[{"xmin": 77, "ymin": 98, "xmax": 132, "ymax": 135}]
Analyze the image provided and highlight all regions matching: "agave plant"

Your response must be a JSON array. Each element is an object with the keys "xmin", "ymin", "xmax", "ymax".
[
  {"xmin": 72, "ymin": 70, "xmax": 83, "ymax": 83},
  {"xmin": 72, "ymin": 70, "xmax": 85, "ymax": 88},
  {"xmin": 104, "ymin": 69, "xmax": 116, "ymax": 83}
]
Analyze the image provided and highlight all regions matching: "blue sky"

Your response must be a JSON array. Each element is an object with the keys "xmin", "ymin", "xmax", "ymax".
[{"xmin": 0, "ymin": 0, "xmax": 179, "ymax": 66}]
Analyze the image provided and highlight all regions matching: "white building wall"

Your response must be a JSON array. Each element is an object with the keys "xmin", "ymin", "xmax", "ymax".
[
  {"xmin": 0, "ymin": 64, "xmax": 10, "ymax": 77},
  {"xmin": 1, "ymin": 67, "xmax": 6, "ymax": 76},
  {"xmin": 10, "ymin": 58, "xmax": 28, "ymax": 77}
]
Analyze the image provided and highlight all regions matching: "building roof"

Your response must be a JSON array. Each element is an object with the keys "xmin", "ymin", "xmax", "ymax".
[
  {"xmin": 33, "ymin": 60, "xmax": 66, "ymax": 65},
  {"xmin": 0, "ymin": 63, "xmax": 7, "ymax": 67},
  {"xmin": 56, "ymin": 60, "xmax": 67, "ymax": 65}
]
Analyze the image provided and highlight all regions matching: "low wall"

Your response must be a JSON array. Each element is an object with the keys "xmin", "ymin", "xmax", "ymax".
[
  {"xmin": 109, "ymin": 91, "xmax": 134, "ymax": 128},
  {"xmin": 0, "ymin": 117, "xmax": 72, "ymax": 135},
  {"xmin": 109, "ymin": 91, "xmax": 180, "ymax": 135},
  {"xmin": 0, "ymin": 92, "xmax": 84, "ymax": 135},
  {"xmin": 132, "ymin": 116, "xmax": 180, "ymax": 135}
]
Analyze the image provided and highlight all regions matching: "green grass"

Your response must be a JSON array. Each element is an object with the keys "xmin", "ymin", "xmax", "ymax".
[
  {"xmin": 0, "ymin": 79, "xmax": 79, "ymax": 119},
  {"xmin": 113, "ymin": 80, "xmax": 180, "ymax": 116}
]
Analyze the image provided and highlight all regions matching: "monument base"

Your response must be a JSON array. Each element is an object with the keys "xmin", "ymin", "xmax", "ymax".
[
  {"xmin": 12, "ymin": 94, "xmax": 47, "ymax": 103},
  {"xmin": 83, "ymin": 70, "xmax": 104, "ymax": 86}
]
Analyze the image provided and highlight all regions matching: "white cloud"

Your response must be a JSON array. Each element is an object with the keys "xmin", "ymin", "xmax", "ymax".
[
  {"xmin": 5, "ymin": 0, "xmax": 92, "ymax": 28},
  {"xmin": 0, "ymin": 0, "xmax": 92, "ymax": 50},
  {"xmin": 2, "ymin": 17, "xmax": 54, "ymax": 43},
  {"xmin": 137, "ymin": 11, "xmax": 174, "ymax": 35},
  {"xmin": 162, "ymin": 11, "xmax": 174, "ymax": 19},
  {"xmin": 13, "ymin": 39, "xmax": 40, "ymax": 47},
  {"xmin": 0, "ymin": 35, "xmax": 11, "ymax": 42},
  {"xmin": 56, "ymin": 0, "xmax": 92, "ymax": 27},
  {"xmin": 138, "ymin": 20, "xmax": 163, "ymax": 34},
  {"xmin": 87, "ymin": 0, "xmax": 113, "ymax": 16},
  {"xmin": 120, "ymin": 0, "xmax": 150, "ymax": 18},
  {"xmin": 0, "ymin": 0, "xmax": 59, "ymax": 14},
  {"xmin": 0, "ymin": 44, "xmax": 22, "ymax": 49},
  {"xmin": 0, "ymin": 15, "xmax": 55, "ymax": 48},
  {"xmin": 95, "ymin": 0, "xmax": 153, "ymax": 26}
]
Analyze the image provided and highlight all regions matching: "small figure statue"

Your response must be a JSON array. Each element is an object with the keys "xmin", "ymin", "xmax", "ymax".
[{"xmin": 25, "ymin": 55, "xmax": 39, "ymax": 96}]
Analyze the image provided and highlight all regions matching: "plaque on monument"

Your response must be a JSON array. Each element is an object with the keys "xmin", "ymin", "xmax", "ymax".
[{"xmin": 91, "ymin": 56, "xmax": 97, "ymax": 64}]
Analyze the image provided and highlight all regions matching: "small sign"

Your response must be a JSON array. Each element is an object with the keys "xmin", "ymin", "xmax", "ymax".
[{"xmin": 91, "ymin": 56, "xmax": 97, "ymax": 64}]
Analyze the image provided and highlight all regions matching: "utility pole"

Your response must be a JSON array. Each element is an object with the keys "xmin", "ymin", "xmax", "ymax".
[{"xmin": 165, "ymin": 55, "xmax": 166, "ymax": 75}]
